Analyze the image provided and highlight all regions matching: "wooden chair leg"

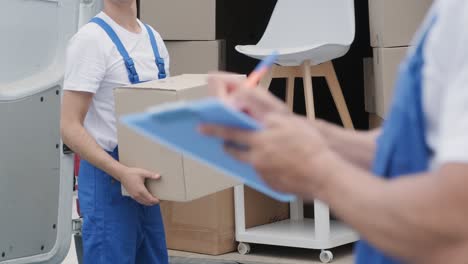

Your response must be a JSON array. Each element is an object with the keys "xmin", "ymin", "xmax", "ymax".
[
  {"xmin": 259, "ymin": 68, "xmax": 273, "ymax": 90},
  {"xmin": 286, "ymin": 77, "xmax": 295, "ymax": 111},
  {"xmin": 301, "ymin": 61, "xmax": 315, "ymax": 119},
  {"xmin": 323, "ymin": 61, "xmax": 354, "ymax": 129}
]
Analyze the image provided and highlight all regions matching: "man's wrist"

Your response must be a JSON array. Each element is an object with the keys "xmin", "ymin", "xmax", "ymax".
[
  {"xmin": 310, "ymin": 149, "xmax": 348, "ymax": 201},
  {"xmin": 107, "ymin": 161, "xmax": 127, "ymax": 182},
  {"xmin": 313, "ymin": 119, "xmax": 335, "ymax": 143}
]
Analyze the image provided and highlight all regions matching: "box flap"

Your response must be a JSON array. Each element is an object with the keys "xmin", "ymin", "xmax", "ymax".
[{"xmin": 120, "ymin": 74, "xmax": 210, "ymax": 92}]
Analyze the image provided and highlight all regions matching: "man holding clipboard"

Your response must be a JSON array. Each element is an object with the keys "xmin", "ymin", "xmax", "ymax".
[{"xmin": 201, "ymin": 1, "xmax": 468, "ymax": 263}]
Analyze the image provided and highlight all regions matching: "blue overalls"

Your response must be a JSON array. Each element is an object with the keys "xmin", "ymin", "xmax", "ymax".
[
  {"xmin": 78, "ymin": 17, "xmax": 168, "ymax": 264},
  {"xmin": 355, "ymin": 16, "xmax": 437, "ymax": 264}
]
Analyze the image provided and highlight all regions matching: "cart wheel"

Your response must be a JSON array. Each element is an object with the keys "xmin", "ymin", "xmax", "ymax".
[
  {"xmin": 319, "ymin": 250, "xmax": 333, "ymax": 263},
  {"xmin": 237, "ymin": 242, "xmax": 251, "ymax": 255}
]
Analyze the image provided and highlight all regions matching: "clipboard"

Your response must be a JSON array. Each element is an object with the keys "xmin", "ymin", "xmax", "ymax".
[{"xmin": 120, "ymin": 98, "xmax": 296, "ymax": 202}]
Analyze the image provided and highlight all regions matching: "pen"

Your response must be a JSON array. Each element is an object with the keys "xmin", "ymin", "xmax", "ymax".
[
  {"xmin": 220, "ymin": 53, "xmax": 278, "ymax": 151},
  {"xmin": 244, "ymin": 51, "xmax": 278, "ymax": 89}
]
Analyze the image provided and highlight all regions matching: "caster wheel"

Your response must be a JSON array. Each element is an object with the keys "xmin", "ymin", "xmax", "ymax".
[
  {"xmin": 237, "ymin": 242, "xmax": 251, "ymax": 255},
  {"xmin": 319, "ymin": 250, "xmax": 333, "ymax": 263}
]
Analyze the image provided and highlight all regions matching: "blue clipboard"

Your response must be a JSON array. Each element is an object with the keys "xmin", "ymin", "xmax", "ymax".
[{"xmin": 120, "ymin": 98, "xmax": 296, "ymax": 202}]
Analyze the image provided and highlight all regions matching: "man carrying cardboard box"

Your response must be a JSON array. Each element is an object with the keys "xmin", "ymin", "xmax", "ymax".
[
  {"xmin": 202, "ymin": 0, "xmax": 468, "ymax": 263},
  {"xmin": 61, "ymin": 0, "xmax": 170, "ymax": 263}
]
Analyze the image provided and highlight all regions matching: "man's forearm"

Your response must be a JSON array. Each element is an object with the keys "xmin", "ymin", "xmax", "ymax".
[
  {"xmin": 314, "ymin": 119, "xmax": 380, "ymax": 170},
  {"xmin": 62, "ymin": 122, "xmax": 125, "ymax": 181},
  {"xmin": 318, "ymin": 157, "xmax": 468, "ymax": 263}
]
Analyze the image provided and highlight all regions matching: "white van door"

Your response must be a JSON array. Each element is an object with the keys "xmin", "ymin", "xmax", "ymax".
[
  {"xmin": 0, "ymin": 0, "xmax": 80, "ymax": 263},
  {"xmin": 79, "ymin": 0, "xmax": 104, "ymax": 28}
]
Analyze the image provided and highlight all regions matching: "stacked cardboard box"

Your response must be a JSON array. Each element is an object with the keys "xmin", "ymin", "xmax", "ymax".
[
  {"xmin": 160, "ymin": 186, "xmax": 289, "ymax": 255},
  {"xmin": 165, "ymin": 40, "xmax": 226, "ymax": 76},
  {"xmin": 366, "ymin": 0, "xmax": 432, "ymax": 127},
  {"xmin": 141, "ymin": 0, "xmax": 227, "ymax": 75},
  {"xmin": 140, "ymin": 0, "xmax": 225, "ymax": 41},
  {"xmin": 139, "ymin": 1, "xmax": 234, "ymax": 255},
  {"xmin": 139, "ymin": 1, "xmax": 291, "ymax": 255}
]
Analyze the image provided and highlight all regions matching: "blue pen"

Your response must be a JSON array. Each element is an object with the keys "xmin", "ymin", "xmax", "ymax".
[{"xmin": 245, "ymin": 51, "xmax": 279, "ymax": 88}]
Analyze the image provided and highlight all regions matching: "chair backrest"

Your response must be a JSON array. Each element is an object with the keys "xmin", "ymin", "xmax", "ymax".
[{"xmin": 257, "ymin": 0, "xmax": 355, "ymax": 49}]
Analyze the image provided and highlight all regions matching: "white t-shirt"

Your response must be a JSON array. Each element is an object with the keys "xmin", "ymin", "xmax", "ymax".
[
  {"xmin": 64, "ymin": 12, "xmax": 170, "ymax": 152},
  {"xmin": 421, "ymin": 0, "xmax": 468, "ymax": 169}
]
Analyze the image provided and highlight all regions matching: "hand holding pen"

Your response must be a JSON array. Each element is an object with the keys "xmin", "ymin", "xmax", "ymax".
[{"xmin": 208, "ymin": 52, "xmax": 291, "ymax": 121}]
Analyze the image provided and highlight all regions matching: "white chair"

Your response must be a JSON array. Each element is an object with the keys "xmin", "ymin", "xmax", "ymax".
[
  {"xmin": 234, "ymin": 2, "xmax": 359, "ymax": 261},
  {"xmin": 236, "ymin": 0, "xmax": 355, "ymax": 128}
]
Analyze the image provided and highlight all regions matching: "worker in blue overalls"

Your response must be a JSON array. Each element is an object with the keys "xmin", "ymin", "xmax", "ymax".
[
  {"xmin": 202, "ymin": 0, "xmax": 468, "ymax": 262},
  {"xmin": 61, "ymin": 0, "xmax": 169, "ymax": 263}
]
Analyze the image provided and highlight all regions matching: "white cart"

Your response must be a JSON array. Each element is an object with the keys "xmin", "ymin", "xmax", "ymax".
[{"xmin": 234, "ymin": 185, "xmax": 359, "ymax": 263}]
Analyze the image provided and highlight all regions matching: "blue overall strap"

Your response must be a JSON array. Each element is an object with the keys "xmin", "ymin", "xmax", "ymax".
[
  {"xmin": 90, "ymin": 17, "xmax": 140, "ymax": 84},
  {"xmin": 144, "ymin": 24, "xmax": 167, "ymax": 80},
  {"xmin": 355, "ymin": 16, "xmax": 438, "ymax": 264}
]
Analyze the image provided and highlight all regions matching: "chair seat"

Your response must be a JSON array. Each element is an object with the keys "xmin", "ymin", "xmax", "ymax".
[{"xmin": 235, "ymin": 43, "xmax": 351, "ymax": 67}]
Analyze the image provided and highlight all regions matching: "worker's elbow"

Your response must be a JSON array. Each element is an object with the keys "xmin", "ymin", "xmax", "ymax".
[
  {"xmin": 60, "ymin": 116, "xmax": 70, "ymax": 143},
  {"xmin": 60, "ymin": 113, "xmax": 76, "ymax": 144}
]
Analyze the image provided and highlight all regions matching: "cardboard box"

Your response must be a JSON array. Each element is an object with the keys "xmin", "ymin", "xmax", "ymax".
[
  {"xmin": 167, "ymin": 40, "xmax": 226, "ymax": 76},
  {"xmin": 373, "ymin": 47, "xmax": 408, "ymax": 118},
  {"xmin": 114, "ymin": 74, "xmax": 240, "ymax": 202},
  {"xmin": 161, "ymin": 189, "xmax": 236, "ymax": 255},
  {"xmin": 141, "ymin": 0, "xmax": 225, "ymax": 40},
  {"xmin": 363, "ymin": 57, "xmax": 376, "ymax": 113},
  {"xmin": 161, "ymin": 187, "xmax": 290, "ymax": 255},
  {"xmin": 369, "ymin": 0, "xmax": 433, "ymax": 48},
  {"xmin": 369, "ymin": 113, "xmax": 384, "ymax": 129},
  {"xmin": 244, "ymin": 186, "xmax": 290, "ymax": 229}
]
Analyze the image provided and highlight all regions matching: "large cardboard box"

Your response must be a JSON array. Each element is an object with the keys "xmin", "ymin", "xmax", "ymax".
[
  {"xmin": 166, "ymin": 40, "xmax": 226, "ymax": 76},
  {"xmin": 369, "ymin": 0, "xmax": 432, "ymax": 48},
  {"xmin": 373, "ymin": 47, "xmax": 408, "ymax": 118},
  {"xmin": 114, "ymin": 74, "xmax": 239, "ymax": 202},
  {"xmin": 161, "ymin": 187, "xmax": 290, "ymax": 255},
  {"xmin": 161, "ymin": 189, "xmax": 236, "ymax": 255},
  {"xmin": 141, "ymin": 0, "xmax": 225, "ymax": 40}
]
